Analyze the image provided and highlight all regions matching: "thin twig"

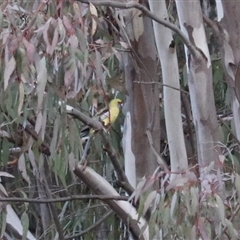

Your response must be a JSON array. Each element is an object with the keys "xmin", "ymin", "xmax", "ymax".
[
  {"xmin": 202, "ymin": 14, "xmax": 220, "ymax": 37},
  {"xmin": 0, "ymin": 195, "xmax": 128, "ymax": 203},
  {"xmin": 100, "ymin": 131, "xmax": 134, "ymax": 195},
  {"xmin": 80, "ymin": 133, "xmax": 94, "ymax": 164},
  {"xmin": 146, "ymin": 130, "xmax": 169, "ymax": 173},
  {"xmin": 134, "ymin": 81, "xmax": 189, "ymax": 95}
]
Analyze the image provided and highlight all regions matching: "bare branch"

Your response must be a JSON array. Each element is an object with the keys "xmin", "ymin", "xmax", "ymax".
[
  {"xmin": 146, "ymin": 130, "xmax": 169, "ymax": 173},
  {"xmin": 0, "ymin": 195, "xmax": 128, "ymax": 203},
  {"xmin": 60, "ymin": 102, "xmax": 104, "ymax": 130},
  {"xmin": 202, "ymin": 14, "xmax": 220, "ymax": 37},
  {"xmin": 133, "ymin": 81, "xmax": 189, "ymax": 95}
]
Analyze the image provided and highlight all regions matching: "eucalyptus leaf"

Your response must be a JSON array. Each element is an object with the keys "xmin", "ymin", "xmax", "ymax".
[
  {"xmin": 4, "ymin": 56, "xmax": 16, "ymax": 91},
  {"xmin": 36, "ymin": 57, "xmax": 47, "ymax": 111},
  {"xmin": 21, "ymin": 211, "xmax": 29, "ymax": 240},
  {"xmin": 215, "ymin": 194, "xmax": 225, "ymax": 224}
]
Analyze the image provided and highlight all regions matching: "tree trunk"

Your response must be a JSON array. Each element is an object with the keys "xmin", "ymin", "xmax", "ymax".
[
  {"xmin": 121, "ymin": 5, "xmax": 160, "ymax": 182},
  {"xmin": 148, "ymin": 0, "xmax": 188, "ymax": 178},
  {"xmin": 217, "ymin": 2, "xmax": 240, "ymax": 140},
  {"xmin": 175, "ymin": 0, "xmax": 221, "ymax": 171}
]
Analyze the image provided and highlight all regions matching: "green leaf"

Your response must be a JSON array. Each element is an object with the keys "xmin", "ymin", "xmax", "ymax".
[
  {"xmin": 190, "ymin": 186, "xmax": 199, "ymax": 216},
  {"xmin": 0, "ymin": 139, "xmax": 10, "ymax": 166},
  {"xmin": 170, "ymin": 192, "xmax": 178, "ymax": 218},
  {"xmin": 215, "ymin": 194, "xmax": 225, "ymax": 224},
  {"xmin": 234, "ymin": 62, "xmax": 240, "ymax": 103},
  {"xmin": 0, "ymin": 183, "xmax": 8, "ymax": 196},
  {"xmin": 50, "ymin": 117, "xmax": 60, "ymax": 159},
  {"xmin": 40, "ymin": 102, "xmax": 47, "ymax": 141},
  {"xmin": 235, "ymin": 173, "xmax": 240, "ymax": 198},
  {"xmin": 142, "ymin": 190, "xmax": 157, "ymax": 217},
  {"xmin": 19, "ymin": 190, "xmax": 29, "ymax": 209},
  {"xmin": 35, "ymin": 111, "xmax": 43, "ymax": 134},
  {"xmin": 0, "ymin": 207, "xmax": 7, "ymax": 238},
  {"xmin": 36, "ymin": 57, "xmax": 47, "ymax": 111},
  {"xmin": 59, "ymin": 201, "xmax": 69, "ymax": 221},
  {"xmin": 21, "ymin": 211, "xmax": 29, "ymax": 240},
  {"xmin": 95, "ymin": 50, "xmax": 103, "ymax": 83},
  {"xmin": 189, "ymin": 225, "xmax": 197, "ymax": 240},
  {"xmin": 162, "ymin": 205, "xmax": 170, "ymax": 230},
  {"xmin": 4, "ymin": 56, "xmax": 16, "ymax": 90},
  {"xmin": 18, "ymin": 154, "xmax": 31, "ymax": 185},
  {"xmin": 225, "ymin": 218, "xmax": 238, "ymax": 240},
  {"xmin": 0, "ymin": 9, "xmax": 3, "ymax": 31}
]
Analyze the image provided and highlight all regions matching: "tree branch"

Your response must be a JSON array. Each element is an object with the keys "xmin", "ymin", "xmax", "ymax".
[
  {"xmin": 63, "ymin": 103, "xmax": 134, "ymax": 195},
  {"xmin": 73, "ymin": 163, "xmax": 147, "ymax": 240},
  {"xmin": 22, "ymin": 123, "xmax": 51, "ymax": 155},
  {"xmin": 202, "ymin": 14, "xmax": 220, "ymax": 37},
  {"xmin": 133, "ymin": 81, "xmax": 189, "ymax": 95},
  {"xmin": 0, "ymin": 195, "xmax": 128, "ymax": 203},
  {"xmin": 100, "ymin": 131, "xmax": 134, "ymax": 195},
  {"xmin": 146, "ymin": 130, "xmax": 169, "ymax": 173},
  {"xmin": 59, "ymin": 101, "xmax": 104, "ymax": 130}
]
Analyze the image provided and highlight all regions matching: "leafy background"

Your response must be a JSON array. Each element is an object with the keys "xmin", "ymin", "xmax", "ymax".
[{"xmin": 0, "ymin": 1, "xmax": 240, "ymax": 239}]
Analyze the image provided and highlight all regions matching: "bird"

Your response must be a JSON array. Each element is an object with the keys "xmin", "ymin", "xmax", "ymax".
[
  {"xmin": 99, "ymin": 98, "xmax": 123, "ymax": 127},
  {"xmin": 80, "ymin": 98, "xmax": 123, "ymax": 139}
]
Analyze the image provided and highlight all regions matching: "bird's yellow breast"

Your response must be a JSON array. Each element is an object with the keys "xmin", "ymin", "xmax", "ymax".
[
  {"xmin": 103, "ymin": 106, "xmax": 120, "ymax": 126},
  {"xmin": 101, "ymin": 99, "xmax": 122, "ymax": 126}
]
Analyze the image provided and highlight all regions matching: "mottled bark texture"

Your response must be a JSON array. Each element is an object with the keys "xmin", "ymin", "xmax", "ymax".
[
  {"xmin": 218, "ymin": 2, "xmax": 240, "ymax": 140},
  {"xmin": 176, "ymin": 1, "xmax": 221, "ymax": 169},
  {"xmin": 122, "ymin": 9, "xmax": 160, "ymax": 181}
]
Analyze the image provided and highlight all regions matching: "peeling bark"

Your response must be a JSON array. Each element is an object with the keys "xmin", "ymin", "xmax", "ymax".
[
  {"xmin": 121, "ymin": 7, "xmax": 160, "ymax": 181},
  {"xmin": 217, "ymin": 2, "xmax": 240, "ymax": 140},
  {"xmin": 175, "ymin": 1, "xmax": 221, "ymax": 169}
]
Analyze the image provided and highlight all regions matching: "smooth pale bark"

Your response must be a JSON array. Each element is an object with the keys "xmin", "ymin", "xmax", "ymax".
[
  {"xmin": 72, "ymin": 162, "xmax": 149, "ymax": 240},
  {"xmin": 121, "ymin": 5, "xmax": 160, "ymax": 181},
  {"xmin": 148, "ymin": 0, "xmax": 188, "ymax": 177},
  {"xmin": 217, "ymin": 2, "xmax": 240, "ymax": 140},
  {"xmin": 122, "ymin": 112, "xmax": 136, "ymax": 188},
  {"xmin": 175, "ymin": 1, "xmax": 221, "ymax": 170}
]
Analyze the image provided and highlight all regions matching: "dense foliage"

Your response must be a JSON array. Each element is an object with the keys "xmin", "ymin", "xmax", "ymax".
[
  {"xmin": 0, "ymin": 1, "xmax": 240, "ymax": 239},
  {"xmin": 0, "ymin": 1, "xmax": 126, "ymax": 239}
]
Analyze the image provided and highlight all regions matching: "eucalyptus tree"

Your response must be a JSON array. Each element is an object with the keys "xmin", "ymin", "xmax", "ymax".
[{"xmin": 1, "ymin": 0, "xmax": 240, "ymax": 239}]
